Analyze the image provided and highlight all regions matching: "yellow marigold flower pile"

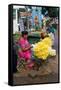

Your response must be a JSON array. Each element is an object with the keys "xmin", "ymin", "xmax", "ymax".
[{"xmin": 33, "ymin": 37, "xmax": 56, "ymax": 60}]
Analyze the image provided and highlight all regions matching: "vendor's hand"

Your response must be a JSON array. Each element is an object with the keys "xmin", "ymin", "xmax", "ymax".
[
  {"xmin": 28, "ymin": 45, "xmax": 32, "ymax": 49},
  {"xmin": 30, "ymin": 45, "xmax": 33, "ymax": 48}
]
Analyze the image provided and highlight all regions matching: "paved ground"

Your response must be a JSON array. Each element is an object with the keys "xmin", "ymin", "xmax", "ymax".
[{"xmin": 13, "ymin": 30, "xmax": 59, "ymax": 85}]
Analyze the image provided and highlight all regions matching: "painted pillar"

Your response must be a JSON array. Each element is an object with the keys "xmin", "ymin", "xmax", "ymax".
[
  {"xmin": 13, "ymin": 9, "xmax": 18, "ymax": 34},
  {"xmin": 38, "ymin": 7, "xmax": 42, "ymax": 27},
  {"xmin": 16, "ymin": 9, "xmax": 18, "ymax": 24},
  {"xmin": 32, "ymin": 7, "xmax": 36, "ymax": 27}
]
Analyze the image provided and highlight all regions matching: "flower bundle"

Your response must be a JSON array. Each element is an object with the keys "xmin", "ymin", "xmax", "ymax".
[{"xmin": 33, "ymin": 37, "xmax": 56, "ymax": 60}]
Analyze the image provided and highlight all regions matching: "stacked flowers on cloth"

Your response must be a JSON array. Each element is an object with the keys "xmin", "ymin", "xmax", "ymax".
[
  {"xmin": 48, "ymin": 47, "xmax": 56, "ymax": 56},
  {"xmin": 33, "ymin": 37, "xmax": 56, "ymax": 60}
]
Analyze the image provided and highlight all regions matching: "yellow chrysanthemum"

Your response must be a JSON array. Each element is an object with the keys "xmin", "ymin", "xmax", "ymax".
[{"xmin": 33, "ymin": 37, "xmax": 56, "ymax": 60}]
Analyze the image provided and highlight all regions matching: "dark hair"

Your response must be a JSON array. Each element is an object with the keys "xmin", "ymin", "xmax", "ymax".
[{"xmin": 21, "ymin": 31, "xmax": 28, "ymax": 37}]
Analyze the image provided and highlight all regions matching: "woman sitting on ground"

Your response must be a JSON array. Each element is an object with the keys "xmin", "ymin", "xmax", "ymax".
[{"xmin": 18, "ymin": 31, "xmax": 34, "ymax": 69}]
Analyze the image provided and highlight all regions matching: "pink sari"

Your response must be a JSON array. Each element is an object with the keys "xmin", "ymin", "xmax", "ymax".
[
  {"xmin": 18, "ymin": 37, "xmax": 34, "ymax": 68},
  {"xmin": 18, "ymin": 37, "xmax": 31, "ymax": 61}
]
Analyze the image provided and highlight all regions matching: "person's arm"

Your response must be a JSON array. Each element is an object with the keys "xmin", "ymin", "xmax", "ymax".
[
  {"xmin": 22, "ymin": 45, "xmax": 31, "ymax": 51},
  {"xmin": 19, "ymin": 38, "xmax": 32, "ymax": 51}
]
